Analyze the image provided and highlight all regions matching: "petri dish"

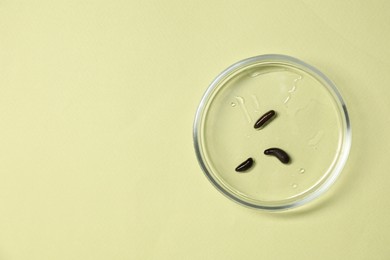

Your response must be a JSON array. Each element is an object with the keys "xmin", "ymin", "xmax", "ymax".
[{"xmin": 193, "ymin": 54, "xmax": 351, "ymax": 211}]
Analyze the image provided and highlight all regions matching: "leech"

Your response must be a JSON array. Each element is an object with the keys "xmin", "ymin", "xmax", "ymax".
[
  {"xmin": 264, "ymin": 148, "xmax": 290, "ymax": 164},
  {"xmin": 254, "ymin": 110, "xmax": 276, "ymax": 129},
  {"xmin": 235, "ymin": 158, "xmax": 254, "ymax": 172}
]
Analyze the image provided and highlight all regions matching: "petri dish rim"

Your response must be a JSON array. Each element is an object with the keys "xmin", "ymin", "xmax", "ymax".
[{"xmin": 193, "ymin": 54, "xmax": 351, "ymax": 211}]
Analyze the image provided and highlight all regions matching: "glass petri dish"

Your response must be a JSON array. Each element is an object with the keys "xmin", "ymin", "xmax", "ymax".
[{"xmin": 193, "ymin": 54, "xmax": 351, "ymax": 211}]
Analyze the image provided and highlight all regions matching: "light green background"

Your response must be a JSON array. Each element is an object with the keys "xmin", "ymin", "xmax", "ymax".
[{"xmin": 0, "ymin": 1, "xmax": 389, "ymax": 259}]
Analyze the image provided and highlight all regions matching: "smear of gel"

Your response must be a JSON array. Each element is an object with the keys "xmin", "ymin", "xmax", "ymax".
[
  {"xmin": 308, "ymin": 130, "xmax": 324, "ymax": 146},
  {"xmin": 251, "ymin": 94, "xmax": 260, "ymax": 112},
  {"xmin": 235, "ymin": 96, "xmax": 252, "ymax": 123},
  {"xmin": 284, "ymin": 74, "xmax": 302, "ymax": 105},
  {"xmin": 293, "ymin": 99, "xmax": 316, "ymax": 116}
]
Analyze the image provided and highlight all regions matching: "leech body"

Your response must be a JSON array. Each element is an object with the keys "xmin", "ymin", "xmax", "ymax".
[
  {"xmin": 235, "ymin": 158, "xmax": 254, "ymax": 172},
  {"xmin": 264, "ymin": 148, "xmax": 290, "ymax": 164},
  {"xmin": 254, "ymin": 110, "xmax": 276, "ymax": 129}
]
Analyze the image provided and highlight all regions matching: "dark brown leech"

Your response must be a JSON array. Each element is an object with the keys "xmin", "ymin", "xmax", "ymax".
[
  {"xmin": 264, "ymin": 148, "xmax": 290, "ymax": 164},
  {"xmin": 254, "ymin": 110, "xmax": 276, "ymax": 129},
  {"xmin": 235, "ymin": 158, "xmax": 254, "ymax": 172}
]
